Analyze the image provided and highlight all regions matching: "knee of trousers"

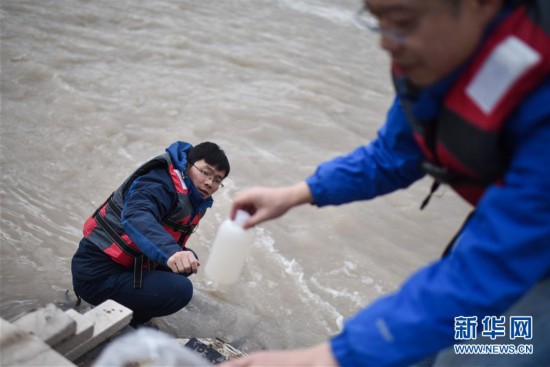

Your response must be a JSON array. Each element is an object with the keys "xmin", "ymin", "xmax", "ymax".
[{"xmin": 166, "ymin": 277, "xmax": 194, "ymax": 312}]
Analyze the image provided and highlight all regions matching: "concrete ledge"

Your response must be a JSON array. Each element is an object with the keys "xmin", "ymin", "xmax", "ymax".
[
  {"xmin": 53, "ymin": 309, "xmax": 94, "ymax": 355},
  {"xmin": 65, "ymin": 299, "xmax": 132, "ymax": 362},
  {"xmin": 13, "ymin": 303, "xmax": 76, "ymax": 347},
  {"xmin": 0, "ymin": 318, "xmax": 75, "ymax": 367}
]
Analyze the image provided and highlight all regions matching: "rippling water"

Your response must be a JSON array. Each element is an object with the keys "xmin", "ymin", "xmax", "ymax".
[{"xmin": 1, "ymin": 0, "xmax": 471, "ymax": 353}]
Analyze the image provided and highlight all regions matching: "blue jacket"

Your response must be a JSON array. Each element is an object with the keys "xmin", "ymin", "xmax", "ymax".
[
  {"xmin": 306, "ymin": 20, "xmax": 550, "ymax": 367},
  {"xmin": 121, "ymin": 141, "xmax": 212, "ymax": 266},
  {"xmin": 73, "ymin": 142, "xmax": 210, "ymax": 281}
]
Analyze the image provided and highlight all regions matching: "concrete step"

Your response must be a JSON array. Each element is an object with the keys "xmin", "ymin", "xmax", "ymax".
[
  {"xmin": 0, "ymin": 317, "xmax": 76, "ymax": 367},
  {"xmin": 2, "ymin": 300, "xmax": 246, "ymax": 365},
  {"xmin": 1, "ymin": 299, "xmax": 133, "ymax": 366},
  {"xmin": 13, "ymin": 303, "xmax": 76, "ymax": 347},
  {"xmin": 53, "ymin": 309, "xmax": 95, "ymax": 356},
  {"xmin": 64, "ymin": 299, "xmax": 133, "ymax": 362}
]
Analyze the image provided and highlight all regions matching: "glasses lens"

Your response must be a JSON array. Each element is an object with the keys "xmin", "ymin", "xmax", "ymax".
[
  {"xmin": 355, "ymin": 8, "xmax": 409, "ymax": 45},
  {"xmin": 195, "ymin": 164, "xmax": 224, "ymax": 187}
]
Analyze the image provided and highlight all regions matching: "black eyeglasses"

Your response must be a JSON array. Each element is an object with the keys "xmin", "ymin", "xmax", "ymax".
[
  {"xmin": 354, "ymin": 6, "xmax": 422, "ymax": 46},
  {"xmin": 193, "ymin": 164, "xmax": 224, "ymax": 188}
]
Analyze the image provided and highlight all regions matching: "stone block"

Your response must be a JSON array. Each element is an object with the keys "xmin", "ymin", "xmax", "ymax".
[
  {"xmin": 13, "ymin": 303, "xmax": 76, "ymax": 347},
  {"xmin": 0, "ymin": 317, "xmax": 75, "ymax": 366},
  {"xmin": 53, "ymin": 308, "xmax": 94, "ymax": 355},
  {"xmin": 64, "ymin": 299, "xmax": 132, "ymax": 361}
]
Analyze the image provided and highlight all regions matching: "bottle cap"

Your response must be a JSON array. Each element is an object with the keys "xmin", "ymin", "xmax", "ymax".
[{"xmin": 233, "ymin": 210, "xmax": 250, "ymax": 228}]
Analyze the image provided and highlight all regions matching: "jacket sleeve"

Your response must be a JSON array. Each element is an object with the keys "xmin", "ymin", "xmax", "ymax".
[
  {"xmin": 330, "ymin": 86, "xmax": 550, "ymax": 366},
  {"xmin": 121, "ymin": 167, "xmax": 183, "ymax": 266},
  {"xmin": 306, "ymin": 98, "xmax": 425, "ymax": 207}
]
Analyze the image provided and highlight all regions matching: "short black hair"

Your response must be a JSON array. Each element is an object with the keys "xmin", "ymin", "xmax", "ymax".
[{"xmin": 187, "ymin": 142, "xmax": 230, "ymax": 178}]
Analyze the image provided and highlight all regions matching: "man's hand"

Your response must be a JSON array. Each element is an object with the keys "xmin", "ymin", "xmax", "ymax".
[
  {"xmin": 221, "ymin": 342, "xmax": 338, "ymax": 367},
  {"xmin": 167, "ymin": 250, "xmax": 200, "ymax": 274},
  {"xmin": 230, "ymin": 182, "xmax": 313, "ymax": 229}
]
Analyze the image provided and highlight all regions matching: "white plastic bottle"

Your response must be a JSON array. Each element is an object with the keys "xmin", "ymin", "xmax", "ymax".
[{"xmin": 204, "ymin": 210, "xmax": 253, "ymax": 284}]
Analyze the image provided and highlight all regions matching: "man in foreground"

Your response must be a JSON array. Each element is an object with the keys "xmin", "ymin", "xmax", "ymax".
[{"xmin": 227, "ymin": 0, "xmax": 550, "ymax": 365}]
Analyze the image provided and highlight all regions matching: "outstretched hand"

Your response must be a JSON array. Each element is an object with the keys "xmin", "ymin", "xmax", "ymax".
[{"xmin": 230, "ymin": 182, "xmax": 314, "ymax": 229}]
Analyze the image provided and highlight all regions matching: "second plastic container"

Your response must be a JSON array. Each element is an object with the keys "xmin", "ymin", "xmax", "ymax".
[{"xmin": 204, "ymin": 210, "xmax": 253, "ymax": 284}]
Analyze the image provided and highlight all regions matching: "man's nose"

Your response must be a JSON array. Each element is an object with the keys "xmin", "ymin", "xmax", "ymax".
[
  {"xmin": 379, "ymin": 33, "xmax": 403, "ymax": 53},
  {"xmin": 204, "ymin": 176, "xmax": 214, "ymax": 186}
]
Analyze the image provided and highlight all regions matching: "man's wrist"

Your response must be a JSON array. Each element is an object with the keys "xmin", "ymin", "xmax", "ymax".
[{"xmin": 288, "ymin": 181, "xmax": 314, "ymax": 207}]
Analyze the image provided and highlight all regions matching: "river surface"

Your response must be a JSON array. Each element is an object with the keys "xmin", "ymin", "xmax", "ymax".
[{"xmin": 1, "ymin": 0, "xmax": 472, "ymax": 354}]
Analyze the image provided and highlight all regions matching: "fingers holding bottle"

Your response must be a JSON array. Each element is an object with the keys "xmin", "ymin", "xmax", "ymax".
[{"xmin": 230, "ymin": 182, "xmax": 314, "ymax": 229}]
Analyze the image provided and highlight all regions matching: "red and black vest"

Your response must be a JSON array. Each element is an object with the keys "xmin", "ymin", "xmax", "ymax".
[
  {"xmin": 83, "ymin": 153, "xmax": 205, "ymax": 287},
  {"xmin": 396, "ymin": 0, "xmax": 550, "ymax": 206}
]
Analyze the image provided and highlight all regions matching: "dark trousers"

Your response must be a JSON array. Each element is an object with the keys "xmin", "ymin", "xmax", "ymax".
[{"xmin": 73, "ymin": 267, "xmax": 193, "ymax": 325}]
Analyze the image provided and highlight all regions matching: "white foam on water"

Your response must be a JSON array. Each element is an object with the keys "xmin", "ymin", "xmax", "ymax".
[{"xmin": 251, "ymin": 227, "xmax": 346, "ymax": 333}]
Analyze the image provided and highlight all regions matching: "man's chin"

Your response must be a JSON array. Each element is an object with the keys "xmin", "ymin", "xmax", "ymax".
[{"xmin": 404, "ymin": 68, "xmax": 445, "ymax": 88}]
